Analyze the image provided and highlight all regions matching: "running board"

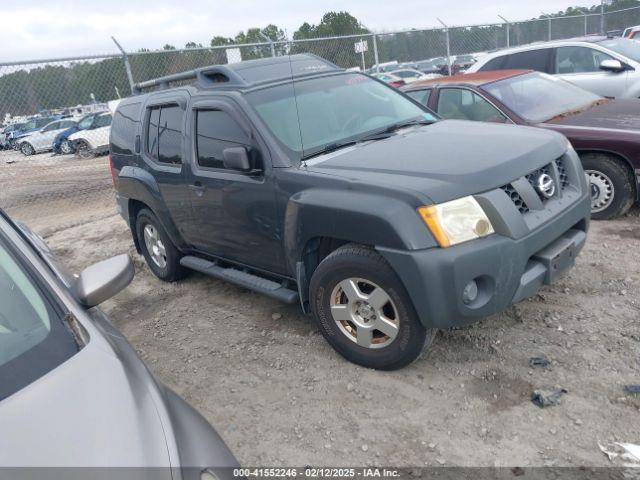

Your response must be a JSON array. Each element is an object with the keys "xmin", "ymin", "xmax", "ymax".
[{"xmin": 180, "ymin": 256, "xmax": 299, "ymax": 304}]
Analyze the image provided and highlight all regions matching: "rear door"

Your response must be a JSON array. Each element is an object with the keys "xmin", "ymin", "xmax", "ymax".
[
  {"xmin": 552, "ymin": 46, "xmax": 629, "ymax": 97},
  {"xmin": 140, "ymin": 92, "xmax": 194, "ymax": 240},
  {"xmin": 185, "ymin": 97, "xmax": 285, "ymax": 274},
  {"xmin": 31, "ymin": 121, "xmax": 61, "ymax": 150}
]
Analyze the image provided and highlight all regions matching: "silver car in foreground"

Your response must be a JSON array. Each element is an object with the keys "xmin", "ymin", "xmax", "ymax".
[
  {"xmin": 468, "ymin": 36, "xmax": 640, "ymax": 98},
  {"xmin": 0, "ymin": 210, "xmax": 238, "ymax": 479}
]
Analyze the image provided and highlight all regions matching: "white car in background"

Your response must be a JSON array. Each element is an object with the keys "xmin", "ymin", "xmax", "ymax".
[
  {"xmin": 17, "ymin": 118, "xmax": 78, "ymax": 156},
  {"xmin": 67, "ymin": 112, "xmax": 112, "ymax": 157},
  {"xmin": 468, "ymin": 36, "xmax": 640, "ymax": 98},
  {"xmin": 389, "ymin": 68, "xmax": 440, "ymax": 84}
]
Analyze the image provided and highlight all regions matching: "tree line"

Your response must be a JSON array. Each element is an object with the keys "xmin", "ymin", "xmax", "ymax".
[{"xmin": 2, "ymin": 1, "xmax": 639, "ymax": 118}]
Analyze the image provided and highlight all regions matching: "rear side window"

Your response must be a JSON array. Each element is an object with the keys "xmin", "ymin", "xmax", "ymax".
[
  {"xmin": 478, "ymin": 56, "xmax": 507, "ymax": 71},
  {"xmin": 146, "ymin": 105, "xmax": 182, "ymax": 165},
  {"xmin": 196, "ymin": 110, "xmax": 250, "ymax": 169},
  {"xmin": 405, "ymin": 89, "xmax": 432, "ymax": 106},
  {"xmin": 502, "ymin": 49, "xmax": 552, "ymax": 72}
]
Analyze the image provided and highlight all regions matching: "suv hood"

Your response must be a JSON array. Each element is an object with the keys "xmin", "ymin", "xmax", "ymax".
[
  {"xmin": 546, "ymin": 99, "xmax": 640, "ymax": 131},
  {"xmin": 306, "ymin": 120, "xmax": 567, "ymax": 204}
]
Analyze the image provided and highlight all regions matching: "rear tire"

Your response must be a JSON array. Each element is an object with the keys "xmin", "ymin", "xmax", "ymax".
[
  {"xmin": 581, "ymin": 153, "xmax": 635, "ymax": 220},
  {"xmin": 309, "ymin": 244, "xmax": 435, "ymax": 370},
  {"xmin": 75, "ymin": 140, "xmax": 93, "ymax": 158},
  {"xmin": 135, "ymin": 208, "xmax": 187, "ymax": 282}
]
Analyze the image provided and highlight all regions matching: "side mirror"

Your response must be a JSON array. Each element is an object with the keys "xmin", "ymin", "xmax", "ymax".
[
  {"xmin": 74, "ymin": 254, "xmax": 134, "ymax": 307},
  {"xmin": 222, "ymin": 146, "xmax": 251, "ymax": 171},
  {"xmin": 599, "ymin": 59, "xmax": 625, "ymax": 72}
]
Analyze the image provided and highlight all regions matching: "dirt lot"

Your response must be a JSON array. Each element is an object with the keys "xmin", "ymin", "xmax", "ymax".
[{"xmin": 1, "ymin": 148, "xmax": 639, "ymax": 467}]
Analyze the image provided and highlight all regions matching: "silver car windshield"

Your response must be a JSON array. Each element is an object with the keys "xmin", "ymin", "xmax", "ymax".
[
  {"xmin": 246, "ymin": 73, "xmax": 436, "ymax": 159},
  {"xmin": 484, "ymin": 72, "xmax": 601, "ymax": 123},
  {"xmin": 0, "ymin": 234, "xmax": 78, "ymax": 400},
  {"xmin": 597, "ymin": 38, "xmax": 640, "ymax": 63}
]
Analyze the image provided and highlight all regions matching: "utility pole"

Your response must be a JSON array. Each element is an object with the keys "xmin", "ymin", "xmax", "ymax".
[{"xmin": 498, "ymin": 15, "xmax": 510, "ymax": 47}]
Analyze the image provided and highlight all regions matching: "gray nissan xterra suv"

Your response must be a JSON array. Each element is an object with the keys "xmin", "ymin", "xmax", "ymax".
[{"xmin": 110, "ymin": 54, "xmax": 591, "ymax": 370}]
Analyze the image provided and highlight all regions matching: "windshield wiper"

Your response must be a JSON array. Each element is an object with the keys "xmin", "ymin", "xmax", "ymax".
[
  {"xmin": 301, "ymin": 140, "xmax": 359, "ymax": 160},
  {"xmin": 360, "ymin": 118, "xmax": 434, "ymax": 141}
]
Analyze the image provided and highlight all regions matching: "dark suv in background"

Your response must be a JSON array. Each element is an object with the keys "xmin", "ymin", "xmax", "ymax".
[{"xmin": 110, "ymin": 54, "xmax": 591, "ymax": 370}]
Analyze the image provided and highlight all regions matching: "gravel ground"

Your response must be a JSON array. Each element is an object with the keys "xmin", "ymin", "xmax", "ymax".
[{"xmin": 1, "ymin": 148, "xmax": 639, "ymax": 467}]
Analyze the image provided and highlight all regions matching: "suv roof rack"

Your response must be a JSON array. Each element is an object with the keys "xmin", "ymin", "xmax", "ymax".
[{"xmin": 132, "ymin": 53, "xmax": 342, "ymax": 95}]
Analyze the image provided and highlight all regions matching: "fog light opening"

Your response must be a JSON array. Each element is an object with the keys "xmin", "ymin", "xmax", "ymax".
[{"xmin": 462, "ymin": 280, "xmax": 479, "ymax": 305}]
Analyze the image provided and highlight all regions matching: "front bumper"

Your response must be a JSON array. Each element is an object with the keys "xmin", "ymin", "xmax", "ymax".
[{"xmin": 378, "ymin": 189, "xmax": 591, "ymax": 329}]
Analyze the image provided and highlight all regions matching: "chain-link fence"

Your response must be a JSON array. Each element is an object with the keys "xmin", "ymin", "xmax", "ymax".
[{"xmin": 2, "ymin": 5, "xmax": 640, "ymax": 228}]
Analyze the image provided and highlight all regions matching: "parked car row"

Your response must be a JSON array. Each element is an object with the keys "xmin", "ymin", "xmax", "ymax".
[{"xmin": 2, "ymin": 111, "xmax": 113, "ymax": 158}]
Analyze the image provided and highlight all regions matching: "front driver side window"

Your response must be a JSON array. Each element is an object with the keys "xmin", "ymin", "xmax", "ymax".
[
  {"xmin": 555, "ymin": 46, "xmax": 614, "ymax": 74},
  {"xmin": 437, "ymin": 88, "xmax": 507, "ymax": 123},
  {"xmin": 196, "ymin": 110, "xmax": 251, "ymax": 170}
]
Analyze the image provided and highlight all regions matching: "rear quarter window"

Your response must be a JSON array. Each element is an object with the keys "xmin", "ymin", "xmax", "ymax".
[{"xmin": 111, "ymin": 103, "xmax": 141, "ymax": 156}]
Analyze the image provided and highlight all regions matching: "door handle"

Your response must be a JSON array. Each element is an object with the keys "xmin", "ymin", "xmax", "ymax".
[{"xmin": 189, "ymin": 182, "xmax": 205, "ymax": 196}]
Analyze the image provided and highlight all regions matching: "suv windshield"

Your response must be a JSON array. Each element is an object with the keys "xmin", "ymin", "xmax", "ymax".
[
  {"xmin": 0, "ymin": 231, "xmax": 78, "ymax": 400},
  {"xmin": 484, "ymin": 72, "xmax": 601, "ymax": 123},
  {"xmin": 597, "ymin": 38, "xmax": 640, "ymax": 62},
  {"xmin": 246, "ymin": 73, "xmax": 436, "ymax": 159}
]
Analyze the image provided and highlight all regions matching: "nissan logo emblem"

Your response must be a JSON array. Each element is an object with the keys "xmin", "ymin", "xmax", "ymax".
[{"xmin": 536, "ymin": 173, "xmax": 556, "ymax": 199}]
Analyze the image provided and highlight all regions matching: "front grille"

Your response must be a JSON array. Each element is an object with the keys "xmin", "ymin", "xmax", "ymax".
[
  {"xmin": 556, "ymin": 158, "xmax": 570, "ymax": 189},
  {"xmin": 500, "ymin": 184, "xmax": 530, "ymax": 214},
  {"xmin": 501, "ymin": 157, "xmax": 570, "ymax": 214}
]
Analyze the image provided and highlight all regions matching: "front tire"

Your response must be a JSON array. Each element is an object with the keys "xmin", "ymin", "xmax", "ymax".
[
  {"xmin": 20, "ymin": 142, "xmax": 34, "ymax": 156},
  {"xmin": 135, "ymin": 208, "xmax": 187, "ymax": 282},
  {"xmin": 310, "ymin": 244, "xmax": 435, "ymax": 370},
  {"xmin": 582, "ymin": 153, "xmax": 635, "ymax": 220},
  {"xmin": 60, "ymin": 139, "xmax": 74, "ymax": 154}
]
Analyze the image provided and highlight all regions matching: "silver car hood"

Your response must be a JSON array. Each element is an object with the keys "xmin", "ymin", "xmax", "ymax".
[{"xmin": 0, "ymin": 340, "xmax": 172, "ymax": 471}]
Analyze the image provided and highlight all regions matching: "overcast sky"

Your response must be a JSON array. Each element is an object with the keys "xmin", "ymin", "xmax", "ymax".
[{"xmin": 1, "ymin": 0, "xmax": 598, "ymax": 62}]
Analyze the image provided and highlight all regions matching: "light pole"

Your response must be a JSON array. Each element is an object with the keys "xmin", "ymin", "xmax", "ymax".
[{"xmin": 498, "ymin": 15, "xmax": 510, "ymax": 47}]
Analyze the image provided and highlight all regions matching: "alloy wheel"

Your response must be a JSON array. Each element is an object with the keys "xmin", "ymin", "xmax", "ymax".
[
  {"xmin": 143, "ymin": 224, "xmax": 167, "ymax": 269},
  {"xmin": 329, "ymin": 278, "xmax": 400, "ymax": 349}
]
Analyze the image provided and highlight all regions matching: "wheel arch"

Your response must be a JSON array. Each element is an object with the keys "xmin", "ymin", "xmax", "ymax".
[{"xmin": 118, "ymin": 166, "xmax": 188, "ymax": 252}]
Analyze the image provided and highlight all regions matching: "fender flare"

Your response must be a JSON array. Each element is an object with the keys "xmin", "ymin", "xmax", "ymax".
[
  {"xmin": 283, "ymin": 188, "xmax": 437, "ymax": 275},
  {"xmin": 117, "ymin": 166, "xmax": 188, "ymax": 250}
]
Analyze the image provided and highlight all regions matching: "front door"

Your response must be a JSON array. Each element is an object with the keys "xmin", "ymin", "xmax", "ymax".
[
  {"xmin": 554, "ymin": 46, "xmax": 629, "ymax": 98},
  {"xmin": 186, "ymin": 100, "xmax": 285, "ymax": 275}
]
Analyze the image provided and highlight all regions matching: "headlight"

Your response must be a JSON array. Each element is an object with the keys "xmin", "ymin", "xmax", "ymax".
[{"xmin": 417, "ymin": 196, "xmax": 494, "ymax": 247}]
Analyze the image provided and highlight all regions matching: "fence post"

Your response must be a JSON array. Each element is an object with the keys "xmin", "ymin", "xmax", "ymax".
[
  {"xmin": 258, "ymin": 32, "xmax": 276, "ymax": 57},
  {"xmin": 437, "ymin": 18, "xmax": 452, "ymax": 76},
  {"xmin": 600, "ymin": 0, "xmax": 605, "ymax": 34},
  {"xmin": 111, "ymin": 36, "xmax": 135, "ymax": 94},
  {"xmin": 372, "ymin": 33, "xmax": 380, "ymax": 72},
  {"xmin": 498, "ymin": 15, "xmax": 510, "ymax": 47}
]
